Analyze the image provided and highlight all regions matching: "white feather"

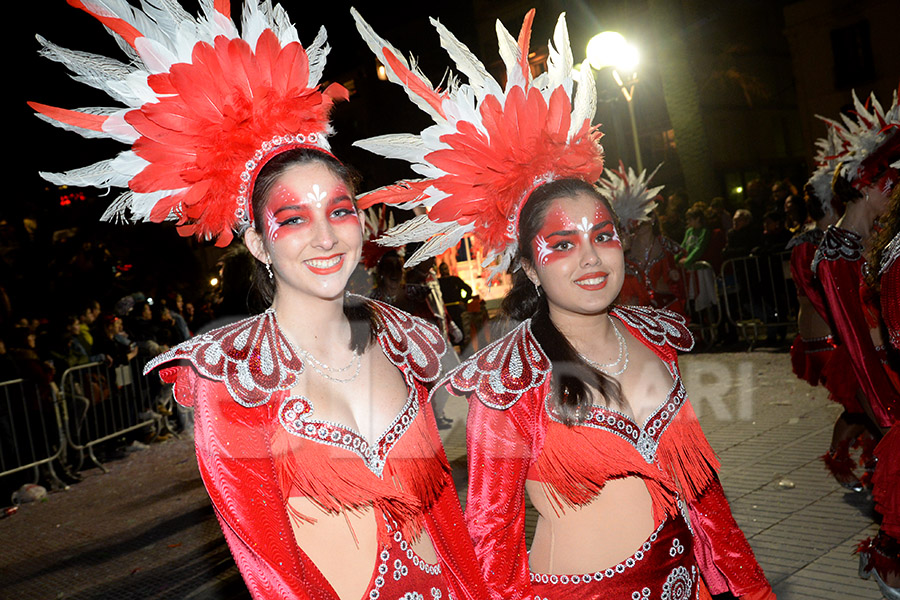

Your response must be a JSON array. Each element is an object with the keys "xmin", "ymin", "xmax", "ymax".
[
  {"xmin": 495, "ymin": 18, "xmax": 523, "ymax": 91},
  {"xmin": 570, "ymin": 62, "xmax": 596, "ymax": 140},
  {"xmin": 546, "ymin": 13, "xmax": 573, "ymax": 97},
  {"xmin": 353, "ymin": 134, "xmax": 428, "ymax": 164},
  {"xmin": 135, "ymin": 36, "xmax": 178, "ymax": 73},
  {"xmin": 306, "ymin": 26, "xmax": 329, "ymax": 87},
  {"xmin": 430, "ymin": 17, "xmax": 501, "ymax": 99},
  {"xmin": 351, "ymin": 8, "xmax": 445, "ymax": 123}
]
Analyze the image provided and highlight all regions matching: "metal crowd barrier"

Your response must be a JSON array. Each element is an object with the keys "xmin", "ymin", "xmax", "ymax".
[
  {"xmin": 59, "ymin": 358, "xmax": 169, "ymax": 472},
  {"xmin": 0, "ymin": 378, "xmax": 66, "ymax": 489},
  {"xmin": 719, "ymin": 250, "xmax": 798, "ymax": 345}
]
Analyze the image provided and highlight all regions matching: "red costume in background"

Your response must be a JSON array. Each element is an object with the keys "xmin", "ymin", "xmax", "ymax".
[
  {"xmin": 787, "ymin": 228, "xmax": 860, "ymax": 408},
  {"xmin": 146, "ymin": 299, "xmax": 486, "ymax": 600},
  {"xmin": 446, "ymin": 305, "xmax": 773, "ymax": 600},
  {"xmin": 621, "ymin": 237, "xmax": 687, "ymax": 317},
  {"xmin": 875, "ymin": 231, "xmax": 900, "ymax": 541},
  {"xmin": 813, "ymin": 226, "xmax": 900, "ymax": 428}
]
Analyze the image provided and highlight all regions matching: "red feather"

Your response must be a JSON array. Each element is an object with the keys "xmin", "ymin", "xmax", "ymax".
[
  {"xmin": 382, "ymin": 49, "xmax": 446, "ymax": 120},
  {"xmin": 66, "ymin": 0, "xmax": 143, "ymax": 49},
  {"xmin": 28, "ymin": 102, "xmax": 108, "ymax": 133},
  {"xmin": 516, "ymin": 9, "xmax": 536, "ymax": 83}
]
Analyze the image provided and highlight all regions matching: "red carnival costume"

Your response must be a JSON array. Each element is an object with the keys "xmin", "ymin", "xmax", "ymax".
[
  {"xmin": 144, "ymin": 300, "xmax": 484, "ymax": 599},
  {"xmin": 445, "ymin": 306, "xmax": 771, "ymax": 599},
  {"xmin": 622, "ymin": 236, "xmax": 688, "ymax": 316},
  {"xmin": 814, "ymin": 229, "xmax": 900, "ymax": 427},
  {"xmin": 787, "ymin": 228, "xmax": 860, "ymax": 408},
  {"xmin": 30, "ymin": 2, "xmax": 487, "ymax": 598}
]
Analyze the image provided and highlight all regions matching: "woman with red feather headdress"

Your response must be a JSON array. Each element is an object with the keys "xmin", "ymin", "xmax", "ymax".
[
  {"xmin": 350, "ymin": 8, "xmax": 774, "ymax": 600},
  {"xmin": 29, "ymin": 2, "xmax": 487, "ymax": 599}
]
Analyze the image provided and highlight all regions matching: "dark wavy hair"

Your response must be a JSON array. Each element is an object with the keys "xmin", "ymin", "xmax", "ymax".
[
  {"xmin": 501, "ymin": 179, "xmax": 623, "ymax": 426},
  {"xmin": 246, "ymin": 147, "xmax": 375, "ymax": 354},
  {"xmin": 867, "ymin": 184, "xmax": 900, "ymax": 292}
]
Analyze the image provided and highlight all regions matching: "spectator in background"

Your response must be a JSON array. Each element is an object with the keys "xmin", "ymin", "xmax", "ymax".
[
  {"xmin": 77, "ymin": 300, "xmax": 101, "ymax": 349},
  {"xmin": 92, "ymin": 315, "xmax": 138, "ymax": 367},
  {"xmin": 660, "ymin": 190, "xmax": 689, "ymax": 242},
  {"xmin": 708, "ymin": 196, "xmax": 732, "ymax": 232},
  {"xmin": 166, "ymin": 292, "xmax": 191, "ymax": 341},
  {"xmin": 753, "ymin": 209, "xmax": 792, "ymax": 255},
  {"xmin": 438, "ymin": 262, "xmax": 472, "ymax": 345},
  {"xmin": 784, "ymin": 194, "xmax": 808, "ymax": 234},
  {"xmin": 127, "ymin": 300, "xmax": 169, "ymax": 358},
  {"xmin": 679, "ymin": 205, "xmax": 710, "ymax": 269},
  {"xmin": 723, "ymin": 209, "xmax": 760, "ymax": 259}
]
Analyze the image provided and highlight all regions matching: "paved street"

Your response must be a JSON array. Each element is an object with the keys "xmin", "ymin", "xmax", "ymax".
[{"xmin": 0, "ymin": 350, "xmax": 886, "ymax": 599}]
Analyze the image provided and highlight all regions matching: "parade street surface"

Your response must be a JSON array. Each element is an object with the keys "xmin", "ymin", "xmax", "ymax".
[{"xmin": 0, "ymin": 351, "xmax": 884, "ymax": 599}]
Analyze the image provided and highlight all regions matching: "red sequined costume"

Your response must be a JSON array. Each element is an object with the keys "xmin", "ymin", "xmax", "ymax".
[
  {"xmin": 621, "ymin": 237, "xmax": 688, "ymax": 317},
  {"xmin": 145, "ymin": 299, "xmax": 486, "ymax": 600},
  {"xmin": 787, "ymin": 229, "xmax": 860, "ymax": 409},
  {"xmin": 813, "ymin": 226, "xmax": 900, "ymax": 428},
  {"xmin": 445, "ymin": 305, "xmax": 773, "ymax": 600},
  {"xmin": 875, "ymin": 231, "xmax": 900, "ymax": 540}
]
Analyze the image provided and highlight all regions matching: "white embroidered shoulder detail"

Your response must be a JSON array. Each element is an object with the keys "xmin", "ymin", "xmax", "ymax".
[
  {"xmin": 610, "ymin": 305, "xmax": 694, "ymax": 352},
  {"xmin": 880, "ymin": 231, "xmax": 900, "ymax": 276},
  {"xmin": 812, "ymin": 226, "xmax": 863, "ymax": 275},
  {"xmin": 444, "ymin": 320, "xmax": 551, "ymax": 410},
  {"xmin": 144, "ymin": 310, "xmax": 303, "ymax": 407}
]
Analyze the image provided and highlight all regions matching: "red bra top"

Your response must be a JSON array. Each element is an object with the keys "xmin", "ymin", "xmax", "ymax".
[
  {"xmin": 788, "ymin": 228, "xmax": 830, "ymax": 322},
  {"xmin": 147, "ymin": 298, "xmax": 449, "ymax": 539},
  {"xmin": 446, "ymin": 305, "xmax": 719, "ymax": 525}
]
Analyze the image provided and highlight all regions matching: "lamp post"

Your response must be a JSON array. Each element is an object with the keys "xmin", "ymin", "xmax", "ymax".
[{"xmin": 585, "ymin": 32, "xmax": 643, "ymax": 172}]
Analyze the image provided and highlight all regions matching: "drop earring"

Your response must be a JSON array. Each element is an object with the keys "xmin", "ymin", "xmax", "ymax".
[
  {"xmin": 533, "ymin": 280, "xmax": 541, "ymax": 295},
  {"xmin": 265, "ymin": 261, "xmax": 274, "ymax": 280}
]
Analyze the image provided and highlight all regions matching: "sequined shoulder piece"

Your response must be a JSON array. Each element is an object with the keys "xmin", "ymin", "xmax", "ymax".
[
  {"xmin": 144, "ymin": 310, "xmax": 303, "ymax": 407},
  {"xmin": 368, "ymin": 298, "xmax": 446, "ymax": 383},
  {"xmin": 880, "ymin": 231, "xmax": 900, "ymax": 276},
  {"xmin": 786, "ymin": 227, "xmax": 824, "ymax": 250},
  {"xmin": 659, "ymin": 235, "xmax": 683, "ymax": 256},
  {"xmin": 812, "ymin": 226, "xmax": 863, "ymax": 274},
  {"xmin": 611, "ymin": 305, "xmax": 694, "ymax": 352},
  {"xmin": 444, "ymin": 320, "xmax": 551, "ymax": 410}
]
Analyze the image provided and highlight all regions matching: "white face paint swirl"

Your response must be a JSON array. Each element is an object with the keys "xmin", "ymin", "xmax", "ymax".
[{"xmin": 535, "ymin": 234, "xmax": 553, "ymax": 266}]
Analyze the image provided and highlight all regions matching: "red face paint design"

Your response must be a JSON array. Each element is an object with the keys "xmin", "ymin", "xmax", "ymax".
[
  {"xmin": 532, "ymin": 201, "xmax": 620, "ymax": 267},
  {"xmin": 263, "ymin": 182, "xmax": 356, "ymax": 244}
]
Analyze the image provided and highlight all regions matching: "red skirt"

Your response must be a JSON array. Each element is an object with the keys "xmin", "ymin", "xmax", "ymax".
[
  {"xmin": 790, "ymin": 334, "xmax": 836, "ymax": 387},
  {"xmin": 529, "ymin": 516, "xmax": 709, "ymax": 600},
  {"xmin": 874, "ymin": 425, "xmax": 900, "ymax": 539},
  {"xmin": 819, "ymin": 344, "xmax": 864, "ymax": 413}
]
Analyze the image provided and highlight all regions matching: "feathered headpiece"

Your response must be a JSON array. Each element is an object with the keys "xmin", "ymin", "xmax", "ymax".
[
  {"xmin": 30, "ymin": 0, "xmax": 348, "ymax": 246},
  {"xmin": 598, "ymin": 162, "xmax": 662, "ymax": 232},
  {"xmin": 820, "ymin": 86, "xmax": 900, "ymax": 190},
  {"xmin": 350, "ymin": 8, "xmax": 604, "ymax": 276},
  {"xmin": 807, "ymin": 120, "xmax": 846, "ymax": 218}
]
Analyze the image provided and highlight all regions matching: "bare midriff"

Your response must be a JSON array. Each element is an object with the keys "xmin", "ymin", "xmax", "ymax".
[
  {"xmin": 525, "ymin": 476, "xmax": 655, "ymax": 575},
  {"xmin": 797, "ymin": 297, "xmax": 832, "ymax": 339},
  {"xmin": 286, "ymin": 497, "xmax": 438, "ymax": 600}
]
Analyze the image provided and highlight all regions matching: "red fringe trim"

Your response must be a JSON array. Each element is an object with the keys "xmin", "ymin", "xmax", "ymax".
[{"xmin": 270, "ymin": 408, "xmax": 450, "ymax": 542}]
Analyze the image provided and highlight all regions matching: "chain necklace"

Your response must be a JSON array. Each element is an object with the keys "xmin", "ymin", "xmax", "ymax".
[
  {"xmin": 272, "ymin": 308, "xmax": 361, "ymax": 384},
  {"xmin": 579, "ymin": 316, "xmax": 629, "ymax": 377},
  {"xmin": 295, "ymin": 347, "xmax": 362, "ymax": 383}
]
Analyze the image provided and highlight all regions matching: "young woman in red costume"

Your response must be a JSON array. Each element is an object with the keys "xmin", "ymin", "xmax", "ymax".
[
  {"xmin": 788, "ymin": 129, "xmax": 871, "ymax": 491},
  {"xmin": 348, "ymin": 8, "xmax": 774, "ymax": 600},
  {"xmin": 858, "ymin": 177, "xmax": 900, "ymax": 599},
  {"xmin": 30, "ymin": 3, "xmax": 486, "ymax": 599},
  {"xmin": 813, "ymin": 90, "xmax": 900, "ymax": 445}
]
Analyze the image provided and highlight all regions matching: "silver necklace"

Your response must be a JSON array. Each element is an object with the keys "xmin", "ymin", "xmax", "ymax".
[
  {"xmin": 272, "ymin": 308, "xmax": 361, "ymax": 383},
  {"xmin": 295, "ymin": 347, "xmax": 361, "ymax": 383},
  {"xmin": 579, "ymin": 316, "xmax": 629, "ymax": 376}
]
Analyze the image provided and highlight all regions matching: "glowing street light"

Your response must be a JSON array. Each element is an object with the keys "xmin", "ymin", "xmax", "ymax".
[{"xmin": 586, "ymin": 31, "xmax": 643, "ymax": 171}]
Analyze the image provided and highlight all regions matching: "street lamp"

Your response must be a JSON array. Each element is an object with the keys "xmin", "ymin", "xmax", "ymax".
[{"xmin": 585, "ymin": 32, "xmax": 643, "ymax": 171}]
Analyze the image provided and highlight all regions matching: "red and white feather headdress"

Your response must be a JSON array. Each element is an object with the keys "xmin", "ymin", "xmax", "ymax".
[
  {"xmin": 820, "ymin": 86, "xmax": 900, "ymax": 191},
  {"xmin": 30, "ymin": 0, "xmax": 348, "ymax": 246},
  {"xmin": 807, "ymin": 120, "xmax": 846, "ymax": 218},
  {"xmin": 598, "ymin": 162, "xmax": 662, "ymax": 232},
  {"xmin": 350, "ymin": 8, "xmax": 604, "ymax": 276}
]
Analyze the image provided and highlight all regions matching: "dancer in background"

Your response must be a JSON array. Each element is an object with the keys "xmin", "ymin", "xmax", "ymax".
[
  {"xmin": 29, "ymin": 3, "xmax": 486, "ymax": 599},
  {"xmin": 788, "ymin": 126, "xmax": 870, "ymax": 491},
  {"xmin": 350, "ymin": 8, "xmax": 774, "ymax": 599},
  {"xmin": 858, "ymin": 163, "xmax": 900, "ymax": 598},
  {"xmin": 814, "ymin": 89, "xmax": 900, "ymax": 440},
  {"xmin": 602, "ymin": 163, "xmax": 687, "ymax": 316}
]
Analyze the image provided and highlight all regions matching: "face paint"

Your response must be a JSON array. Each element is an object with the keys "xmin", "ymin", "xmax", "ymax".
[
  {"xmin": 263, "ymin": 182, "xmax": 356, "ymax": 244},
  {"xmin": 531, "ymin": 199, "xmax": 620, "ymax": 266}
]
